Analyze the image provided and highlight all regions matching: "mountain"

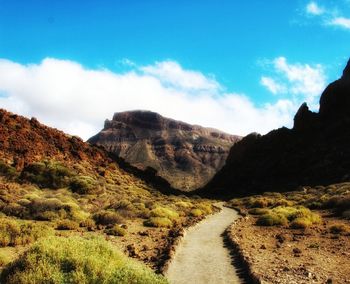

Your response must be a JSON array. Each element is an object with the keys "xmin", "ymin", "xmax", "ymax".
[
  {"xmin": 88, "ymin": 111, "xmax": 241, "ymax": 191},
  {"xmin": 202, "ymin": 59, "xmax": 350, "ymax": 197}
]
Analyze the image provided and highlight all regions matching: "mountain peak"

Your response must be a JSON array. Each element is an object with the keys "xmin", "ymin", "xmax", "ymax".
[{"xmin": 89, "ymin": 111, "xmax": 241, "ymax": 190}]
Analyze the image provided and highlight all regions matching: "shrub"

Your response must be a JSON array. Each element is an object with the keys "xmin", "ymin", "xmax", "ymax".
[
  {"xmin": 190, "ymin": 209, "xmax": 203, "ymax": 217},
  {"xmin": 144, "ymin": 217, "xmax": 172, "ymax": 228},
  {"xmin": 56, "ymin": 220, "xmax": 79, "ymax": 230},
  {"xmin": 93, "ymin": 211, "xmax": 125, "ymax": 226},
  {"xmin": 195, "ymin": 203, "xmax": 212, "ymax": 214},
  {"xmin": 256, "ymin": 206, "xmax": 321, "ymax": 227},
  {"xmin": 0, "ymin": 251, "xmax": 11, "ymax": 266},
  {"xmin": 251, "ymin": 198, "xmax": 270, "ymax": 208},
  {"xmin": 105, "ymin": 225, "xmax": 127, "ymax": 236},
  {"xmin": 150, "ymin": 207, "xmax": 179, "ymax": 221},
  {"xmin": 79, "ymin": 219, "xmax": 96, "ymax": 231},
  {"xmin": 256, "ymin": 213, "xmax": 288, "ymax": 226},
  {"xmin": 248, "ymin": 208, "xmax": 269, "ymax": 215},
  {"xmin": 0, "ymin": 161, "xmax": 18, "ymax": 180},
  {"xmin": 0, "ymin": 236, "xmax": 168, "ymax": 284},
  {"xmin": 70, "ymin": 175, "xmax": 97, "ymax": 194},
  {"xmin": 290, "ymin": 218, "xmax": 312, "ymax": 229},
  {"xmin": 175, "ymin": 201, "xmax": 192, "ymax": 208},
  {"xmin": 329, "ymin": 224, "xmax": 349, "ymax": 234},
  {"xmin": 21, "ymin": 161, "xmax": 73, "ymax": 189},
  {"xmin": 0, "ymin": 218, "xmax": 53, "ymax": 247}
]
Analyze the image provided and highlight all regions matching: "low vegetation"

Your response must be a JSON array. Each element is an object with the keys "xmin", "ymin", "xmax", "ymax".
[
  {"xmin": 0, "ymin": 236, "xmax": 168, "ymax": 284},
  {"xmin": 0, "ymin": 157, "xmax": 215, "ymax": 280}
]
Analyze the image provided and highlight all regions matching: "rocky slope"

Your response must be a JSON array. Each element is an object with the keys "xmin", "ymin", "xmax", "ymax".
[
  {"xmin": 89, "ymin": 111, "xmax": 240, "ymax": 191},
  {"xmin": 0, "ymin": 108, "xmax": 178, "ymax": 195},
  {"xmin": 203, "ymin": 59, "xmax": 350, "ymax": 197}
]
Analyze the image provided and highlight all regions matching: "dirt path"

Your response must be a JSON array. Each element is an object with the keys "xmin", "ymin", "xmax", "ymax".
[{"xmin": 165, "ymin": 204, "xmax": 242, "ymax": 284}]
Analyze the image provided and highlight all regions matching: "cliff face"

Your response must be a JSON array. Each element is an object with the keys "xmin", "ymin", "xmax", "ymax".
[
  {"xmin": 203, "ymin": 59, "xmax": 350, "ymax": 197},
  {"xmin": 89, "ymin": 111, "xmax": 241, "ymax": 191}
]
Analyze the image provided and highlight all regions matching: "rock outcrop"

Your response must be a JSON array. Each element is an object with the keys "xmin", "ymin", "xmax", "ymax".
[
  {"xmin": 89, "ymin": 111, "xmax": 241, "ymax": 191},
  {"xmin": 202, "ymin": 59, "xmax": 350, "ymax": 197}
]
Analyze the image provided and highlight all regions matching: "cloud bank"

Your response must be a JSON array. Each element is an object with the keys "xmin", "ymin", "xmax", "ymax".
[{"xmin": 0, "ymin": 58, "xmax": 323, "ymax": 140}]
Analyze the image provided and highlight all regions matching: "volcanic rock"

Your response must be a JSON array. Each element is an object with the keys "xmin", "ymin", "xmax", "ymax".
[{"xmin": 89, "ymin": 111, "xmax": 240, "ymax": 190}]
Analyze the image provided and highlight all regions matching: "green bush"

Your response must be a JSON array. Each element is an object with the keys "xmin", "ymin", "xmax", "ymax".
[
  {"xmin": 0, "ymin": 218, "xmax": 53, "ymax": 247},
  {"xmin": 0, "ymin": 251, "xmax": 11, "ymax": 266},
  {"xmin": 290, "ymin": 218, "xmax": 312, "ymax": 229},
  {"xmin": 144, "ymin": 217, "xmax": 172, "ymax": 228},
  {"xmin": 190, "ymin": 208, "xmax": 203, "ymax": 217},
  {"xmin": 105, "ymin": 225, "xmax": 127, "ymax": 236},
  {"xmin": 56, "ymin": 219, "xmax": 79, "ymax": 230},
  {"xmin": 79, "ymin": 219, "xmax": 96, "ymax": 231},
  {"xmin": 256, "ymin": 206, "xmax": 321, "ymax": 227},
  {"xmin": 0, "ymin": 236, "xmax": 168, "ymax": 284},
  {"xmin": 21, "ymin": 161, "xmax": 73, "ymax": 189},
  {"xmin": 93, "ymin": 211, "xmax": 125, "ymax": 226},
  {"xmin": 0, "ymin": 161, "xmax": 18, "ymax": 180},
  {"xmin": 248, "ymin": 208, "xmax": 269, "ymax": 215},
  {"xmin": 196, "ymin": 203, "xmax": 213, "ymax": 214},
  {"xmin": 256, "ymin": 213, "xmax": 288, "ymax": 226},
  {"xmin": 150, "ymin": 207, "xmax": 179, "ymax": 221},
  {"xmin": 70, "ymin": 175, "xmax": 97, "ymax": 194}
]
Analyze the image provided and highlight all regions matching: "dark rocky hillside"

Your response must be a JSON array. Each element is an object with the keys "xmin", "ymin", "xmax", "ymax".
[
  {"xmin": 89, "ymin": 111, "xmax": 240, "ymax": 191},
  {"xmin": 203, "ymin": 59, "xmax": 350, "ymax": 197}
]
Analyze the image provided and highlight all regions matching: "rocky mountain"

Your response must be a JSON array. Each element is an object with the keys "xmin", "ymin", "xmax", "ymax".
[
  {"xmin": 88, "ymin": 111, "xmax": 241, "ymax": 191},
  {"xmin": 202, "ymin": 59, "xmax": 350, "ymax": 197}
]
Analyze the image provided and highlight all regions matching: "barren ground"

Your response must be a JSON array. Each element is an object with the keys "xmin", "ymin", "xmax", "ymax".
[{"xmin": 228, "ymin": 213, "xmax": 350, "ymax": 284}]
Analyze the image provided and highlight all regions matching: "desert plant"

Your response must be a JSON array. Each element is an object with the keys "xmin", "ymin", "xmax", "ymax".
[
  {"xmin": 248, "ymin": 208, "xmax": 269, "ymax": 215},
  {"xmin": 150, "ymin": 207, "xmax": 179, "ymax": 221},
  {"xmin": 0, "ymin": 236, "xmax": 168, "ymax": 284},
  {"xmin": 0, "ymin": 218, "xmax": 53, "ymax": 247},
  {"xmin": 93, "ymin": 211, "xmax": 125, "ymax": 225},
  {"xmin": 21, "ymin": 161, "xmax": 73, "ymax": 189},
  {"xmin": 105, "ymin": 225, "xmax": 127, "ymax": 236},
  {"xmin": 144, "ymin": 217, "xmax": 172, "ymax": 228},
  {"xmin": 70, "ymin": 175, "xmax": 97, "ymax": 194},
  {"xmin": 190, "ymin": 208, "xmax": 203, "ymax": 217},
  {"xmin": 0, "ymin": 251, "xmax": 11, "ymax": 266},
  {"xmin": 56, "ymin": 219, "xmax": 79, "ymax": 230},
  {"xmin": 256, "ymin": 213, "xmax": 288, "ymax": 226},
  {"xmin": 0, "ymin": 161, "xmax": 18, "ymax": 180}
]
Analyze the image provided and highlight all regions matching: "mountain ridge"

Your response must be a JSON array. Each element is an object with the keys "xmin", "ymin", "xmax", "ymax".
[
  {"xmin": 201, "ymin": 58, "xmax": 350, "ymax": 197},
  {"xmin": 89, "ymin": 110, "xmax": 241, "ymax": 191}
]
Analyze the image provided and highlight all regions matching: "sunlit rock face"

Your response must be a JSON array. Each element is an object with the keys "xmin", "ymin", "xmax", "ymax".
[{"xmin": 89, "ymin": 110, "xmax": 241, "ymax": 191}]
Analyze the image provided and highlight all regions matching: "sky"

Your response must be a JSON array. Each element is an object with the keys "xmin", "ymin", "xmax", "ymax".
[{"xmin": 0, "ymin": 0, "xmax": 349, "ymax": 140}]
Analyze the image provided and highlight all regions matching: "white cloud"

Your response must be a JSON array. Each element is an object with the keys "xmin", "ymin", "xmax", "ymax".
[
  {"xmin": 261, "ymin": 57, "xmax": 326, "ymax": 109},
  {"xmin": 141, "ymin": 61, "xmax": 220, "ymax": 92},
  {"xmin": 328, "ymin": 16, "xmax": 350, "ymax": 29},
  {"xmin": 260, "ymin": 76, "xmax": 286, "ymax": 94},
  {"xmin": 303, "ymin": 1, "xmax": 350, "ymax": 31},
  {"xmin": 306, "ymin": 2, "xmax": 325, "ymax": 15},
  {"xmin": 0, "ymin": 58, "xmax": 301, "ymax": 140}
]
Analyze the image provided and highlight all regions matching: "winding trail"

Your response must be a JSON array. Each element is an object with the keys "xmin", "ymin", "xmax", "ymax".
[{"xmin": 165, "ymin": 204, "xmax": 242, "ymax": 284}]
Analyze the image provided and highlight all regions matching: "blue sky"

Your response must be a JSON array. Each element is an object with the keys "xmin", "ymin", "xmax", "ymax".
[{"xmin": 0, "ymin": 0, "xmax": 349, "ymax": 139}]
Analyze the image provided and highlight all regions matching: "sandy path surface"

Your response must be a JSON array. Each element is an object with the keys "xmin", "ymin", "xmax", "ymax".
[{"xmin": 165, "ymin": 204, "xmax": 242, "ymax": 284}]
